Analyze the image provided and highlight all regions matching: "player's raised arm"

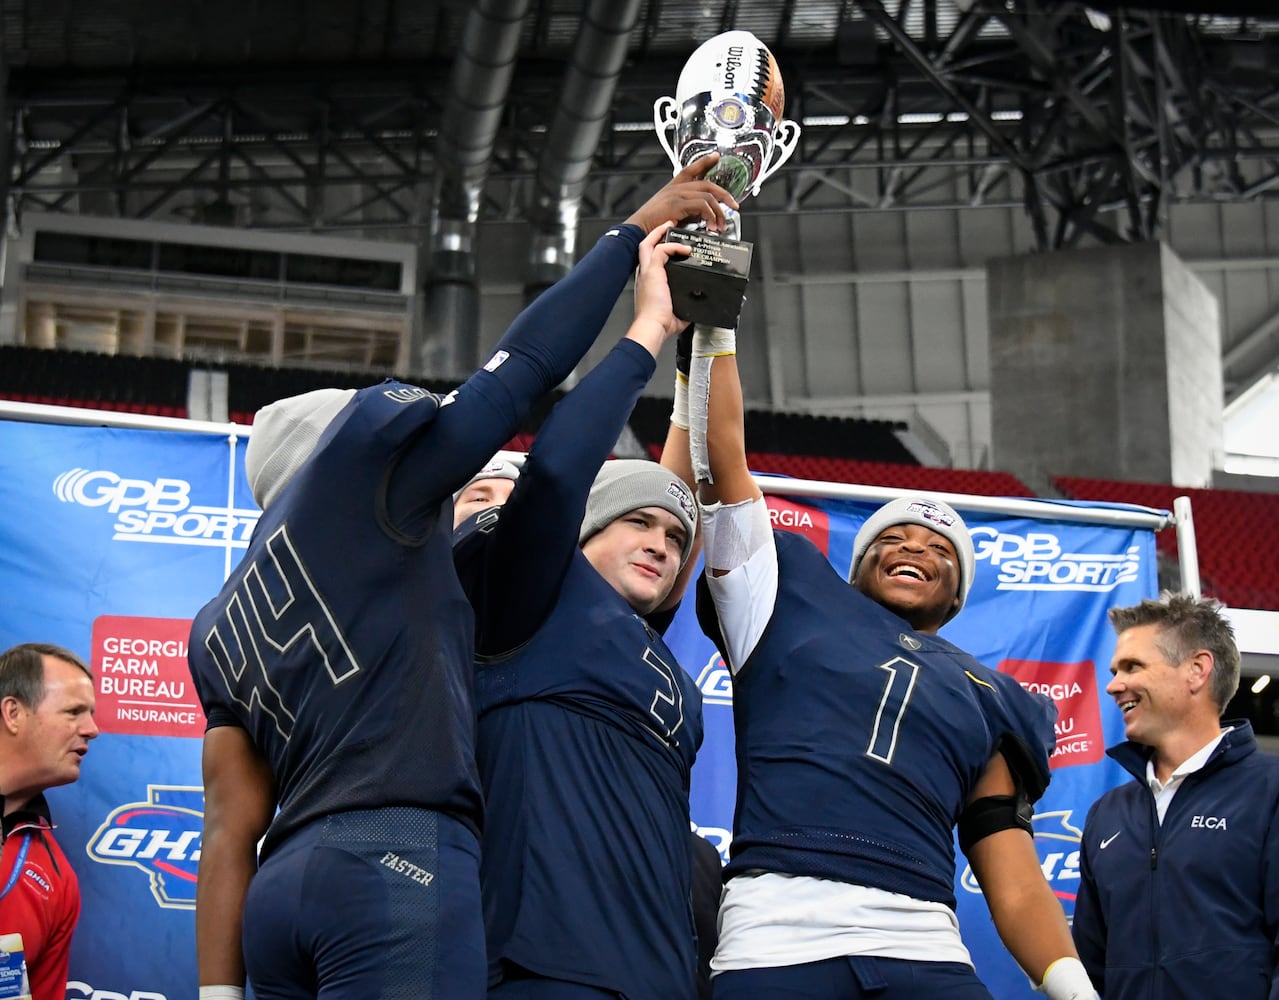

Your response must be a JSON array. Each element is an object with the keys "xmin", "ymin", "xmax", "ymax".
[
  {"xmin": 465, "ymin": 225, "xmax": 692, "ymax": 656},
  {"xmin": 392, "ymin": 158, "xmax": 737, "ymax": 516}
]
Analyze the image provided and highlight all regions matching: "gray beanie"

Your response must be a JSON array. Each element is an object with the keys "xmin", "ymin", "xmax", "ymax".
[
  {"xmin": 454, "ymin": 455, "xmax": 522, "ymax": 500},
  {"xmin": 244, "ymin": 388, "xmax": 356, "ymax": 510},
  {"xmin": 849, "ymin": 496, "xmax": 975, "ymax": 621},
  {"xmin": 578, "ymin": 459, "xmax": 698, "ymax": 571}
]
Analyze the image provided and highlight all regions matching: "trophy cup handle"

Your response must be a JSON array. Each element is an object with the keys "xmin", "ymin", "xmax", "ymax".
[
  {"xmin": 653, "ymin": 96, "xmax": 683, "ymax": 176},
  {"xmin": 750, "ymin": 118, "xmax": 801, "ymax": 197}
]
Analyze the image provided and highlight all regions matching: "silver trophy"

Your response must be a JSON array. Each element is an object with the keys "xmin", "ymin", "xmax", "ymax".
[{"xmin": 654, "ymin": 30, "xmax": 800, "ymax": 328}]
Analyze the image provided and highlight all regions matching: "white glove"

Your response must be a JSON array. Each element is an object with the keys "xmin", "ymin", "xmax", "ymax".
[{"xmin": 1038, "ymin": 957, "xmax": 1099, "ymax": 1000}]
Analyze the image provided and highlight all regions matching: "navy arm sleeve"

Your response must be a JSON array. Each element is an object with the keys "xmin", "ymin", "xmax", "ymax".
[
  {"xmin": 472, "ymin": 337, "xmax": 658, "ymax": 656},
  {"xmin": 1071, "ymin": 801, "xmax": 1108, "ymax": 994},
  {"xmin": 387, "ymin": 224, "xmax": 644, "ymax": 523}
]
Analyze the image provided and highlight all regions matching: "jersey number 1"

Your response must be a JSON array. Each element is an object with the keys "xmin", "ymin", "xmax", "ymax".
[{"xmin": 865, "ymin": 656, "xmax": 920, "ymax": 765}]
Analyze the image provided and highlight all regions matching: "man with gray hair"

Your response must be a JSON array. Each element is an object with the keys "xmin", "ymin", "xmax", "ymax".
[
  {"xmin": 1073, "ymin": 591, "xmax": 1279, "ymax": 999},
  {"xmin": 0, "ymin": 642, "xmax": 98, "ymax": 1000}
]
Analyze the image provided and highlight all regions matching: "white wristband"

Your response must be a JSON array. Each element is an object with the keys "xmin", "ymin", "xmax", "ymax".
[
  {"xmin": 692, "ymin": 325, "xmax": 736, "ymax": 358},
  {"xmin": 199, "ymin": 988, "xmax": 246, "ymax": 1000},
  {"xmin": 1038, "ymin": 957, "xmax": 1098, "ymax": 1000},
  {"xmin": 672, "ymin": 371, "xmax": 690, "ymax": 431}
]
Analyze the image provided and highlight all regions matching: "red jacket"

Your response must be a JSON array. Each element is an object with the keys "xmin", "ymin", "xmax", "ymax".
[{"xmin": 0, "ymin": 794, "xmax": 80, "ymax": 1000}]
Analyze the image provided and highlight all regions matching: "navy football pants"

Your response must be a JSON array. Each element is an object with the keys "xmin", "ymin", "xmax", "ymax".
[
  {"xmin": 712, "ymin": 956, "xmax": 995, "ymax": 999},
  {"xmin": 489, "ymin": 976, "xmax": 620, "ymax": 998},
  {"xmin": 242, "ymin": 806, "xmax": 485, "ymax": 999}
]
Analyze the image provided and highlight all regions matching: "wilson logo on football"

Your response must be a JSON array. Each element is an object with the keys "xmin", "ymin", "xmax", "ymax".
[
  {"xmin": 86, "ymin": 785, "xmax": 203, "ymax": 909},
  {"xmin": 53, "ymin": 467, "xmax": 259, "ymax": 548}
]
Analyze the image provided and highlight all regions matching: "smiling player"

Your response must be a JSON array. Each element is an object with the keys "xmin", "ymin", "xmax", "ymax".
[{"xmin": 687, "ymin": 325, "xmax": 1096, "ymax": 999}]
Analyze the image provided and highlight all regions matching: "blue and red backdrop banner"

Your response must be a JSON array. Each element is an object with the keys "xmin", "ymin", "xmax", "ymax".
[{"xmin": 0, "ymin": 416, "xmax": 1159, "ymax": 999}]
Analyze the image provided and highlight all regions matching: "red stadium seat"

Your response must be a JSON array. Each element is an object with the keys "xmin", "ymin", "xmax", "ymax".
[{"xmin": 1054, "ymin": 476, "xmax": 1279, "ymax": 611}]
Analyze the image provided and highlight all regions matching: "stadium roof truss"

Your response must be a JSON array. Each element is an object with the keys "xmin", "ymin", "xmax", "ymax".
[{"xmin": 2, "ymin": 0, "xmax": 1277, "ymax": 251}]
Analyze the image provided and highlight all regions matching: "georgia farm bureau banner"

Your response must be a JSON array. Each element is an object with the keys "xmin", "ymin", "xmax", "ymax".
[
  {"xmin": 0, "ymin": 418, "xmax": 1157, "ymax": 1000},
  {"xmin": 671, "ymin": 489, "xmax": 1158, "ymax": 1000}
]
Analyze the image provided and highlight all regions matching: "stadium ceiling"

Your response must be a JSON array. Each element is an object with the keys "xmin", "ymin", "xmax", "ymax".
[{"xmin": 2, "ymin": 0, "xmax": 1279, "ymax": 251}]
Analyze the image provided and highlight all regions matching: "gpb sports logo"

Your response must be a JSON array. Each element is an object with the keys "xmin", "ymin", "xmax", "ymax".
[
  {"xmin": 696, "ymin": 652, "xmax": 733, "ymax": 706},
  {"xmin": 86, "ymin": 785, "xmax": 202, "ymax": 909},
  {"xmin": 54, "ymin": 468, "xmax": 259, "ymax": 549},
  {"xmin": 960, "ymin": 809, "xmax": 1082, "ymax": 922},
  {"xmin": 971, "ymin": 526, "xmax": 1141, "ymax": 592}
]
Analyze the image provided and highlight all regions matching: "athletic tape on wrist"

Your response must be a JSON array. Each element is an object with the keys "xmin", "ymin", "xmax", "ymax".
[
  {"xmin": 688, "ymin": 351, "xmax": 713, "ymax": 485},
  {"xmin": 692, "ymin": 325, "xmax": 736, "ymax": 358},
  {"xmin": 1039, "ymin": 957, "xmax": 1098, "ymax": 1000},
  {"xmin": 672, "ymin": 371, "xmax": 690, "ymax": 431},
  {"xmin": 199, "ymin": 988, "xmax": 246, "ymax": 1000}
]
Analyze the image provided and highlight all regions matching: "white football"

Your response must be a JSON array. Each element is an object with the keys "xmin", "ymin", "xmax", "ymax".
[{"xmin": 675, "ymin": 30, "xmax": 785, "ymax": 123}]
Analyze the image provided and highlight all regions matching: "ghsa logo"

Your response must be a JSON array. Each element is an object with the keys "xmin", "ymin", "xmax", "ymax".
[
  {"xmin": 695, "ymin": 652, "xmax": 733, "ymax": 706},
  {"xmin": 54, "ymin": 468, "xmax": 259, "ymax": 550},
  {"xmin": 959, "ymin": 809, "xmax": 1082, "ymax": 922},
  {"xmin": 87, "ymin": 785, "xmax": 203, "ymax": 909}
]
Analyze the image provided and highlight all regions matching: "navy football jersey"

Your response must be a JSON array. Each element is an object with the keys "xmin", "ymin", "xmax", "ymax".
[
  {"xmin": 474, "ymin": 550, "xmax": 704, "ymax": 999},
  {"xmin": 189, "ymin": 382, "xmax": 482, "ymax": 858},
  {"xmin": 700, "ymin": 529, "xmax": 1055, "ymax": 908}
]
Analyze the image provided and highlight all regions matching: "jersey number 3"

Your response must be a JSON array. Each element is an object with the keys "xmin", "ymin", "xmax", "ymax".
[{"xmin": 643, "ymin": 647, "xmax": 685, "ymax": 740}]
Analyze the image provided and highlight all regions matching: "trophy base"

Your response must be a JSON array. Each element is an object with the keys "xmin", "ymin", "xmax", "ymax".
[{"xmin": 664, "ymin": 228, "xmax": 753, "ymax": 330}]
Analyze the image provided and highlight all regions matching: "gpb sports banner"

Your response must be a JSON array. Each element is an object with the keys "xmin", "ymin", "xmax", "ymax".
[
  {"xmin": 0, "ymin": 419, "xmax": 256, "ymax": 1000},
  {"xmin": 667, "ymin": 485, "xmax": 1157, "ymax": 1000},
  {"xmin": 0, "ymin": 420, "xmax": 1158, "ymax": 998}
]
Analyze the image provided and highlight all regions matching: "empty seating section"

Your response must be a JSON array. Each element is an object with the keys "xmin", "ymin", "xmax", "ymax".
[
  {"xmin": 627, "ymin": 395, "xmax": 915, "ymax": 465},
  {"xmin": 743, "ymin": 452, "xmax": 1035, "ymax": 497},
  {"xmin": 1055, "ymin": 477, "xmax": 1279, "ymax": 612},
  {"xmin": 0, "ymin": 344, "xmax": 188, "ymax": 417},
  {"xmin": 7, "ymin": 346, "xmax": 1273, "ymax": 610},
  {"xmin": 225, "ymin": 362, "xmax": 385, "ymax": 424}
]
